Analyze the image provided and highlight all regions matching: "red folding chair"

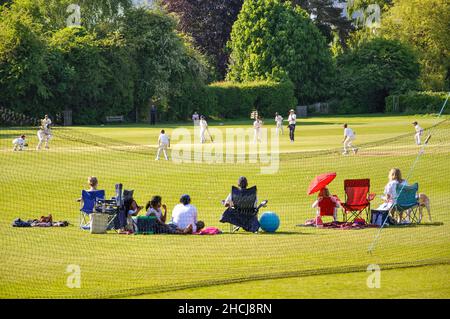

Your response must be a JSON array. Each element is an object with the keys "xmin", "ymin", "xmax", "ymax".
[
  {"xmin": 317, "ymin": 196, "xmax": 338, "ymax": 221},
  {"xmin": 338, "ymin": 179, "xmax": 376, "ymax": 222}
]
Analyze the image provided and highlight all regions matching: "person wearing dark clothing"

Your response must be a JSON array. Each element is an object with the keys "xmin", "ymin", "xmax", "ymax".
[{"xmin": 150, "ymin": 105, "xmax": 157, "ymax": 125}]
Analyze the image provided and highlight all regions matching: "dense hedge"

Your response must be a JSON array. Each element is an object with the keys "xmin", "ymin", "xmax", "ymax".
[
  {"xmin": 385, "ymin": 91, "xmax": 450, "ymax": 114},
  {"xmin": 206, "ymin": 81, "xmax": 297, "ymax": 119}
]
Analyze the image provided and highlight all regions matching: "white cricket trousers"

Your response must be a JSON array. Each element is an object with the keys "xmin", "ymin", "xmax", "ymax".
[
  {"xmin": 200, "ymin": 129, "xmax": 206, "ymax": 143},
  {"xmin": 415, "ymin": 132, "xmax": 422, "ymax": 145},
  {"xmin": 343, "ymin": 136, "xmax": 356, "ymax": 153},
  {"xmin": 276, "ymin": 123, "xmax": 283, "ymax": 135},
  {"xmin": 254, "ymin": 128, "xmax": 261, "ymax": 143},
  {"xmin": 156, "ymin": 143, "xmax": 169, "ymax": 160}
]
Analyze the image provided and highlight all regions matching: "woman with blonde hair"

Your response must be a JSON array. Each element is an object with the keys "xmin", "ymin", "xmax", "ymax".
[
  {"xmin": 87, "ymin": 176, "xmax": 98, "ymax": 191},
  {"xmin": 376, "ymin": 168, "xmax": 407, "ymax": 212}
]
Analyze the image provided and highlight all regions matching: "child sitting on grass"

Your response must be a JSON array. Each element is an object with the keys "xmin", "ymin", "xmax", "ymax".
[
  {"xmin": 145, "ymin": 195, "xmax": 167, "ymax": 223},
  {"xmin": 311, "ymin": 187, "xmax": 339, "ymax": 223},
  {"xmin": 120, "ymin": 190, "xmax": 142, "ymax": 234}
]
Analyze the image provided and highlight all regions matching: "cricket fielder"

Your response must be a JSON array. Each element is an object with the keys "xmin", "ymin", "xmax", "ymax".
[
  {"xmin": 412, "ymin": 121, "xmax": 424, "ymax": 145},
  {"xmin": 12, "ymin": 135, "xmax": 27, "ymax": 151},
  {"xmin": 199, "ymin": 115, "xmax": 208, "ymax": 143},
  {"xmin": 155, "ymin": 129, "xmax": 170, "ymax": 160},
  {"xmin": 275, "ymin": 112, "xmax": 283, "ymax": 135},
  {"xmin": 342, "ymin": 123, "xmax": 358, "ymax": 155},
  {"xmin": 253, "ymin": 116, "xmax": 263, "ymax": 143}
]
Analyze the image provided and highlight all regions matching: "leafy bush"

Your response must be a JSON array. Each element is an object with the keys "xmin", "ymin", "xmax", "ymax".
[
  {"xmin": 207, "ymin": 80, "xmax": 297, "ymax": 119},
  {"xmin": 334, "ymin": 37, "xmax": 420, "ymax": 113},
  {"xmin": 385, "ymin": 91, "xmax": 450, "ymax": 114}
]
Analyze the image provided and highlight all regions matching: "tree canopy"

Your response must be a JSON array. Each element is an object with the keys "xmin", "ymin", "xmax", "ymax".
[
  {"xmin": 380, "ymin": 0, "xmax": 450, "ymax": 91},
  {"xmin": 227, "ymin": 0, "xmax": 334, "ymax": 104}
]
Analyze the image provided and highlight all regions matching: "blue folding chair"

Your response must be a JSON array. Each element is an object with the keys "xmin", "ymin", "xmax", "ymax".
[
  {"xmin": 390, "ymin": 183, "xmax": 420, "ymax": 224},
  {"xmin": 80, "ymin": 190, "xmax": 105, "ymax": 230}
]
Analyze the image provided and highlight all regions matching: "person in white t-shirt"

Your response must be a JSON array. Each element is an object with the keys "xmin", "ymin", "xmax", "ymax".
[
  {"xmin": 275, "ymin": 112, "xmax": 283, "ymax": 135},
  {"xmin": 342, "ymin": 123, "xmax": 358, "ymax": 155},
  {"xmin": 12, "ymin": 135, "xmax": 27, "ymax": 151},
  {"xmin": 412, "ymin": 121, "xmax": 424, "ymax": 145},
  {"xmin": 376, "ymin": 168, "xmax": 408, "ymax": 222},
  {"xmin": 155, "ymin": 129, "xmax": 170, "ymax": 160},
  {"xmin": 145, "ymin": 195, "xmax": 167, "ymax": 223},
  {"xmin": 288, "ymin": 109, "xmax": 297, "ymax": 142},
  {"xmin": 169, "ymin": 194, "xmax": 204, "ymax": 234},
  {"xmin": 253, "ymin": 116, "xmax": 263, "ymax": 143}
]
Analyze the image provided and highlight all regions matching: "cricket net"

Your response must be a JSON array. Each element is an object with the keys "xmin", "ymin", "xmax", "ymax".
[{"xmin": 0, "ymin": 111, "xmax": 449, "ymax": 298}]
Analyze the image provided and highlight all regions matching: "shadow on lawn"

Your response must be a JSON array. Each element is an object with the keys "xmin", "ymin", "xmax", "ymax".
[
  {"xmin": 221, "ymin": 231, "xmax": 312, "ymax": 235},
  {"xmin": 387, "ymin": 222, "xmax": 444, "ymax": 228}
]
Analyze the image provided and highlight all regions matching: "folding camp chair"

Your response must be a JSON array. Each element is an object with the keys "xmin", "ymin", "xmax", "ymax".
[
  {"xmin": 317, "ymin": 196, "xmax": 339, "ymax": 221},
  {"xmin": 219, "ymin": 186, "xmax": 268, "ymax": 233},
  {"xmin": 339, "ymin": 179, "xmax": 376, "ymax": 222},
  {"xmin": 79, "ymin": 190, "xmax": 105, "ymax": 230},
  {"xmin": 390, "ymin": 183, "xmax": 420, "ymax": 224}
]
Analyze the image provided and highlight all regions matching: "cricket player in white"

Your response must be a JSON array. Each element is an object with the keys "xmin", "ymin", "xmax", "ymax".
[
  {"xmin": 36, "ymin": 114, "xmax": 52, "ymax": 150},
  {"xmin": 288, "ymin": 109, "xmax": 296, "ymax": 142},
  {"xmin": 199, "ymin": 115, "xmax": 208, "ymax": 143},
  {"xmin": 275, "ymin": 112, "xmax": 283, "ymax": 135},
  {"xmin": 413, "ymin": 121, "xmax": 423, "ymax": 145},
  {"xmin": 253, "ymin": 116, "xmax": 263, "ymax": 143},
  {"xmin": 155, "ymin": 129, "xmax": 170, "ymax": 160},
  {"xmin": 12, "ymin": 135, "xmax": 27, "ymax": 151},
  {"xmin": 342, "ymin": 123, "xmax": 358, "ymax": 155}
]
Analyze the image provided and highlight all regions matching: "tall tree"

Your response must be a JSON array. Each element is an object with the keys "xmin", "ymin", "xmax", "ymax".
[
  {"xmin": 290, "ymin": 0, "xmax": 354, "ymax": 48},
  {"xmin": 381, "ymin": 0, "xmax": 450, "ymax": 91},
  {"xmin": 335, "ymin": 37, "xmax": 420, "ymax": 113},
  {"xmin": 161, "ymin": 0, "xmax": 243, "ymax": 79},
  {"xmin": 0, "ymin": 7, "xmax": 49, "ymax": 116},
  {"xmin": 9, "ymin": 0, "xmax": 133, "ymax": 33},
  {"xmin": 227, "ymin": 0, "xmax": 334, "ymax": 104}
]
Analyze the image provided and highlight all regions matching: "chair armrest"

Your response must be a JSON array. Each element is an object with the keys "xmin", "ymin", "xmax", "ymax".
[{"xmin": 368, "ymin": 193, "xmax": 376, "ymax": 201}]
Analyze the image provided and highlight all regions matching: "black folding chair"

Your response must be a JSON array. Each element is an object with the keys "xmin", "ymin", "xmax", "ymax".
[{"xmin": 220, "ymin": 186, "xmax": 268, "ymax": 233}]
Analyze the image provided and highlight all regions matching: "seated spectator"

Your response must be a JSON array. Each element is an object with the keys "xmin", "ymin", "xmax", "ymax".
[
  {"xmin": 77, "ymin": 176, "xmax": 99, "ymax": 203},
  {"xmin": 222, "ymin": 176, "xmax": 258, "ymax": 208},
  {"xmin": 145, "ymin": 195, "xmax": 167, "ymax": 223},
  {"xmin": 377, "ymin": 168, "xmax": 407, "ymax": 212},
  {"xmin": 220, "ymin": 176, "xmax": 263, "ymax": 233},
  {"xmin": 121, "ymin": 190, "xmax": 142, "ymax": 234},
  {"xmin": 312, "ymin": 187, "xmax": 339, "ymax": 222},
  {"xmin": 169, "ymin": 194, "xmax": 204, "ymax": 234}
]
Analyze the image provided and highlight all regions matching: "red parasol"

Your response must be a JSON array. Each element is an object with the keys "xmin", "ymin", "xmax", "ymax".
[{"xmin": 307, "ymin": 172, "xmax": 337, "ymax": 195}]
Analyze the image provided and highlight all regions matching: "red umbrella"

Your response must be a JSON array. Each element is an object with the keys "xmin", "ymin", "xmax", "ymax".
[{"xmin": 307, "ymin": 172, "xmax": 337, "ymax": 195}]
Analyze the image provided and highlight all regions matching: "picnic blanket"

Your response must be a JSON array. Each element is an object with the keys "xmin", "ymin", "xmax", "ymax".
[{"xmin": 302, "ymin": 216, "xmax": 378, "ymax": 229}]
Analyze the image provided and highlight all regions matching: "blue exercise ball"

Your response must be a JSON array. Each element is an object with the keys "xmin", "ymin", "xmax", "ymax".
[{"xmin": 259, "ymin": 212, "xmax": 280, "ymax": 232}]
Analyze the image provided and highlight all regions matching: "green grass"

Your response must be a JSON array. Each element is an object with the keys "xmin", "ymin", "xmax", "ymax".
[{"xmin": 0, "ymin": 114, "xmax": 449, "ymax": 299}]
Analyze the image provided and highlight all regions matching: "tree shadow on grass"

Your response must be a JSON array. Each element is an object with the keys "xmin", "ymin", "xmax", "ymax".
[{"xmin": 387, "ymin": 222, "xmax": 444, "ymax": 228}]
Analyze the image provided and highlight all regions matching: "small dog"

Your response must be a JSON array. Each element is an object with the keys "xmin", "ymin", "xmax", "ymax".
[{"xmin": 418, "ymin": 193, "xmax": 431, "ymax": 223}]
